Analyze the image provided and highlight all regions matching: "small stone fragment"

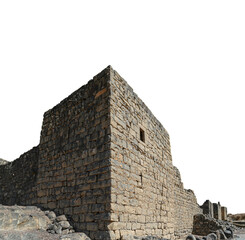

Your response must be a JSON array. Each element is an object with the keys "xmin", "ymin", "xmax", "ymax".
[
  {"xmin": 186, "ymin": 235, "xmax": 196, "ymax": 240},
  {"xmin": 206, "ymin": 233, "xmax": 217, "ymax": 240},
  {"xmin": 59, "ymin": 220, "xmax": 71, "ymax": 229},
  {"xmin": 47, "ymin": 211, "xmax": 56, "ymax": 220},
  {"xmin": 56, "ymin": 215, "xmax": 67, "ymax": 222}
]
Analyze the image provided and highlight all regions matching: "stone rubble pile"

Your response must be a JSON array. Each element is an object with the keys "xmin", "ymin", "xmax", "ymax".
[
  {"xmin": 191, "ymin": 214, "xmax": 237, "ymax": 240},
  {"xmin": 45, "ymin": 210, "xmax": 75, "ymax": 234},
  {"xmin": 0, "ymin": 205, "xmax": 91, "ymax": 240},
  {"xmin": 122, "ymin": 236, "xmax": 170, "ymax": 240}
]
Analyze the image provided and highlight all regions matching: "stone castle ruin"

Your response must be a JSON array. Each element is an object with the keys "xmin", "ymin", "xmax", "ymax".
[{"xmin": 0, "ymin": 66, "xmax": 227, "ymax": 239}]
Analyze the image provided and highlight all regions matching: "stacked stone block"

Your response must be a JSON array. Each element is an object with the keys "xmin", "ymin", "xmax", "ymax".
[
  {"xmin": 108, "ymin": 68, "xmax": 201, "ymax": 239},
  {"xmin": 213, "ymin": 202, "xmax": 222, "ymax": 220},
  {"xmin": 172, "ymin": 168, "xmax": 202, "ymax": 239},
  {"xmin": 221, "ymin": 207, "xmax": 227, "ymax": 221},
  {"xmin": 201, "ymin": 200, "xmax": 214, "ymax": 218},
  {"xmin": 0, "ymin": 66, "xmax": 203, "ymax": 239},
  {"xmin": 0, "ymin": 147, "xmax": 39, "ymax": 205},
  {"xmin": 36, "ymin": 68, "xmax": 112, "ymax": 239}
]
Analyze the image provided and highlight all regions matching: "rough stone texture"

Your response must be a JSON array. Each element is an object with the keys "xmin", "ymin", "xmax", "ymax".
[
  {"xmin": 108, "ymin": 68, "xmax": 201, "ymax": 239},
  {"xmin": 60, "ymin": 233, "xmax": 91, "ymax": 240},
  {"xmin": 36, "ymin": 67, "xmax": 111, "ymax": 240},
  {"xmin": 213, "ymin": 203, "xmax": 222, "ymax": 221},
  {"xmin": 0, "ymin": 66, "xmax": 202, "ymax": 239},
  {"xmin": 201, "ymin": 200, "xmax": 214, "ymax": 218},
  {"xmin": 221, "ymin": 207, "xmax": 227, "ymax": 221},
  {"xmin": 0, "ymin": 205, "xmax": 50, "ymax": 231},
  {"xmin": 192, "ymin": 214, "xmax": 235, "ymax": 237},
  {"xmin": 0, "ymin": 147, "xmax": 39, "ymax": 205},
  {"xmin": 0, "ymin": 231, "xmax": 91, "ymax": 240}
]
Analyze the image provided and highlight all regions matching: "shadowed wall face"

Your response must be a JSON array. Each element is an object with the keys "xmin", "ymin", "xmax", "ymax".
[
  {"xmin": 201, "ymin": 200, "xmax": 214, "ymax": 218},
  {"xmin": 36, "ymin": 68, "xmax": 112, "ymax": 239},
  {"xmin": 0, "ymin": 147, "xmax": 39, "ymax": 205},
  {"xmin": 213, "ymin": 203, "xmax": 222, "ymax": 220}
]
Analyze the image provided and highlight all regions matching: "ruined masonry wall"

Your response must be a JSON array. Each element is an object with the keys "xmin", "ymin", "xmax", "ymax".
[
  {"xmin": 0, "ymin": 66, "xmax": 202, "ymax": 240},
  {"xmin": 172, "ymin": 167, "xmax": 202, "ymax": 239},
  {"xmin": 108, "ymin": 68, "xmax": 201, "ymax": 240},
  {"xmin": 36, "ymin": 68, "xmax": 112, "ymax": 239},
  {"xmin": 0, "ymin": 147, "xmax": 39, "ymax": 205}
]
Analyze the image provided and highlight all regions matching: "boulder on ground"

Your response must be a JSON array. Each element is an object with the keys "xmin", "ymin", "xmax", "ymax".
[{"xmin": 0, "ymin": 205, "xmax": 50, "ymax": 231}]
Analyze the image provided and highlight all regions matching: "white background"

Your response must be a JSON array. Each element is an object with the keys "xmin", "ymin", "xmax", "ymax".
[{"xmin": 0, "ymin": 1, "xmax": 245, "ymax": 214}]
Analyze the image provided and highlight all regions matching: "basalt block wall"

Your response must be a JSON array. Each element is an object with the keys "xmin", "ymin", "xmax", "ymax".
[
  {"xmin": 0, "ymin": 66, "xmax": 202, "ymax": 240},
  {"xmin": 0, "ymin": 147, "xmax": 39, "ymax": 205},
  {"xmin": 107, "ymin": 68, "xmax": 201, "ymax": 239},
  {"xmin": 36, "ymin": 68, "xmax": 112, "ymax": 239}
]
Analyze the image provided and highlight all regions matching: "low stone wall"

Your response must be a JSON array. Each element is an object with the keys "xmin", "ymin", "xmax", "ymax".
[{"xmin": 0, "ymin": 147, "xmax": 39, "ymax": 205}]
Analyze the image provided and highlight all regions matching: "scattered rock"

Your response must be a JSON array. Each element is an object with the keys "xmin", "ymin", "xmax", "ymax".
[
  {"xmin": 59, "ymin": 221, "xmax": 71, "ymax": 229},
  {"xmin": 56, "ymin": 215, "xmax": 67, "ymax": 222},
  {"xmin": 47, "ymin": 211, "xmax": 56, "ymax": 221},
  {"xmin": 224, "ymin": 229, "xmax": 233, "ymax": 238},
  {"xmin": 45, "ymin": 210, "xmax": 74, "ymax": 234},
  {"xmin": 186, "ymin": 234, "xmax": 196, "ymax": 240},
  {"xmin": 122, "ymin": 236, "xmax": 169, "ymax": 240},
  {"xmin": 0, "ymin": 205, "xmax": 50, "ymax": 231},
  {"xmin": 206, "ymin": 233, "xmax": 217, "ymax": 240},
  {"xmin": 215, "ymin": 229, "xmax": 227, "ymax": 239},
  {"xmin": 193, "ymin": 214, "xmax": 237, "ymax": 238},
  {"xmin": 60, "ymin": 233, "xmax": 91, "ymax": 240}
]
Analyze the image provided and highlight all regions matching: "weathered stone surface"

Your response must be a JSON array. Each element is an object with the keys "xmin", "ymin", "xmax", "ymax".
[
  {"xmin": 47, "ymin": 211, "xmax": 57, "ymax": 220},
  {"xmin": 109, "ymin": 67, "xmax": 201, "ymax": 239},
  {"xmin": 201, "ymin": 200, "xmax": 214, "ymax": 218},
  {"xmin": 192, "ymin": 214, "xmax": 237, "ymax": 238},
  {"xmin": 206, "ymin": 233, "xmax": 217, "ymax": 240},
  {"xmin": 0, "ymin": 205, "xmax": 50, "ymax": 231},
  {"xmin": 60, "ymin": 233, "xmax": 91, "ymax": 240},
  {"xmin": 56, "ymin": 215, "xmax": 67, "ymax": 222},
  {"xmin": 0, "ymin": 147, "xmax": 39, "ymax": 206},
  {"xmin": 0, "ymin": 66, "xmax": 204, "ymax": 239},
  {"xmin": 213, "ymin": 203, "xmax": 222, "ymax": 221},
  {"xmin": 221, "ymin": 207, "xmax": 227, "ymax": 221},
  {"xmin": 0, "ymin": 230, "xmax": 60, "ymax": 240},
  {"xmin": 186, "ymin": 235, "xmax": 196, "ymax": 240}
]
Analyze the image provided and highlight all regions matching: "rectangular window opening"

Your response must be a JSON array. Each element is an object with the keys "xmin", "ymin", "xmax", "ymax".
[{"xmin": 140, "ymin": 128, "xmax": 145, "ymax": 142}]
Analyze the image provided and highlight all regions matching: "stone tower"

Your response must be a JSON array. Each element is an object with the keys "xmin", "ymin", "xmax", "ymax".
[{"xmin": 0, "ymin": 66, "xmax": 201, "ymax": 240}]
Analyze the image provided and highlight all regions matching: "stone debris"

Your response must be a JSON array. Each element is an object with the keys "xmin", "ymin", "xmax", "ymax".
[
  {"xmin": 60, "ymin": 233, "xmax": 91, "ymax": 240},
  {"xmin": 191, "ymin": 214, "xmax": 238, "ymax": 240},
  {"xmin": 205, "ymin": 233, "xmax": 217, "ymax": 240},
  {"xmin": 121, "ymin": 236, "xmax": 169, "ymax": 240},
  {"xmin": 0, "ymin": 205, "xmax": 50, "ymax": 231},
  {"xmin": 0, "ymin": 205, "xmax": 91, "ymax": 240},
  {"xmin": 45, "ymin": 210, "xmax": 75, "ymax": 235}
]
